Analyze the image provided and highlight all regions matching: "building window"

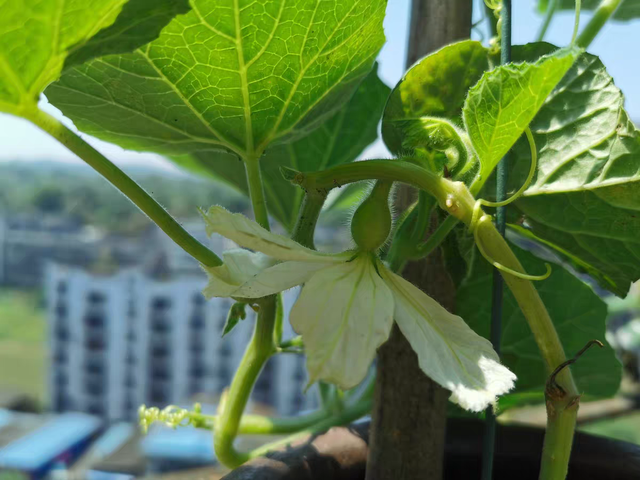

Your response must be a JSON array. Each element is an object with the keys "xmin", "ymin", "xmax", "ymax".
[{"xmin": 253, "ymin": 358, "xmax": 275, "ymax": 406}]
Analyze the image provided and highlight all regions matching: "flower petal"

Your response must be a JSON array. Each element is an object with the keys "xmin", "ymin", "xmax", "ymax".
[
  {"xmin": 202, "ymin": 249, "xmax": 274, "ymax": 298},
  {"xmin": 380, "ymin": 267, "xmax": 516, "ymax": 412},
  {"xmin": 202, "ymin": 206, "xmax": 345, "ymax": 262},
  {"xmin": 290, "ymin": 256, "xmax": 394, "ymax": 389},
  {"xmin": 231, "ymin": 261, "xmax": 330, "ymax": 298}
]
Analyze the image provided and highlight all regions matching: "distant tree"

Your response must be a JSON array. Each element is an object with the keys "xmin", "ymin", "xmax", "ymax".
[{"xmin": 32, "ymin": 186, "xmax": 65, "ymax": 214}]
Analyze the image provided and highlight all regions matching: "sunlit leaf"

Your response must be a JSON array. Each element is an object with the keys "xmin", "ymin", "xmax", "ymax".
[
  {"xmin": 382, "ymin": 40, "xmax": 489, "ymax": 156},
  {"xmin": 173, "ymin": 67, "xmax": 389, "ymax": 229},
  {"xmin": 65, "ymin": 0, "xmax": 191, "ymax": 68},
  {"xmin": 47, "ymin": 0, "xmax": 387, "ymax": 160},
  {"xmin": 503, "ymin": 43, "xmax": 640, "ymax": 297},
  {"xmin": 463, "ymin": 47, "xmax": 579, "ymax": 180},
  {"xmin": 0, "ymin": 0, "xmax": 129, "ymax": 116}
]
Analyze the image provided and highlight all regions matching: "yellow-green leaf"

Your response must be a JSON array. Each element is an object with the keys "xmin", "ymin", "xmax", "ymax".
[{"xmin": 0, "ymin": 0, "xmax": 129, "ymax": 116}]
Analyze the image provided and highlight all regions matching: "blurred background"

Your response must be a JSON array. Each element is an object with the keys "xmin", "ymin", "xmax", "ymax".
[{"xmin": 0, "ymin": 1, "xmax": 640, "ymax": 479}]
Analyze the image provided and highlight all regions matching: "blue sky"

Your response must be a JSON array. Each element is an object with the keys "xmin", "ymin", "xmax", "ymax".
[{"xmin": 0, "ymin": 0, "xmax": 638, "ymax": 168}]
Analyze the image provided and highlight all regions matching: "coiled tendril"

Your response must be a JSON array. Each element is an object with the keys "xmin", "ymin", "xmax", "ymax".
[{"xmin": 469, "ymin": 128, "xmax": 552, "ymax": 281}]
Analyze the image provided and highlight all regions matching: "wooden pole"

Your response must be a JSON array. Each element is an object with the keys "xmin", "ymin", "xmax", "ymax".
[{"xmin": 365, "ymin": 2, "xmax": 472, "ymax": 479}]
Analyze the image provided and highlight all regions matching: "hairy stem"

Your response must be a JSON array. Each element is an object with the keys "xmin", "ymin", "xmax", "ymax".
[
  {"xmin": 244, "ymin": 155, "xmax": 271, "ymax": 230},
  {"xmin": 213, "ymin": 151, "xmax": 277, "ymax": 468},
  {"xmin": 246, "ymin": 396, "xmax": 372, "ymax": 460},
  {"xmin": 26, "ymin": 108, "xmax": 222, "ymax": 267},
  {"xmin": 214, "ymin": 295, "xmax": 277, "ymax": 467},
  {"xmin": 291, "ymin": 191, "xmax": 326, "ymax": 248},
  {"xmin": 576, "ymin": 0, "xmax": 622, "ymax": 48}
]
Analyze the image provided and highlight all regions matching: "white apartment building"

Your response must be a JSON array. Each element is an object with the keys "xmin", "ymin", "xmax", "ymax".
[{"xmin": 45, "ymin": 264, "xmax": 315, "ymax": 423}]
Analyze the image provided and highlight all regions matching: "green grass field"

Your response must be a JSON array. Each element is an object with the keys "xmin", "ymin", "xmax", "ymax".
[{"xmin": 0, "ymin": 289, "xmax": 46, "ymax": 402}]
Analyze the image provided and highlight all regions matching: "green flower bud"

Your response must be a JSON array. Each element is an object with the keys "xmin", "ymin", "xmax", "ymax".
[{"xmin": 350, "ymin": 181, "xmax": 393, "ymax": 252}]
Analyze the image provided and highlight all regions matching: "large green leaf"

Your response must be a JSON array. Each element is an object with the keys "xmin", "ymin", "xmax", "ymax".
[
  {"xmin": 463, "ymin": 47, "xmax": 579, "ymax": 180},
  {"xmin": 172, "ymin": 66, "xmax": 390, "ymax": 229},
  {"xmin": 65, "ymin": 0, "xmax": 191, "ymax": 68},
  {"xmin": 502, "ymin": 43, "xmax": 640, "ymax": 297},
  {"xmin": 457, "ymin": 242, "xmax": 621, "ymax": 407},
  {"xmin": 46, "ymin": 0, "xmax": 387, "ymax": 160},
  {"xmin": 539, "ymin": 0, "xmax": 640, "ymax": 21},
  {"xmin": 381, "ymin": 40, "xmax": 489, "ymax": 155},
  {"xmin": 0, "ymin": 0, "xmax": 129, "ymax": 116}
]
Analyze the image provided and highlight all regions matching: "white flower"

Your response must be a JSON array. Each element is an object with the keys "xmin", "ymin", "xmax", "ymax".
[{"xmin": 201, "ymin": 206, "xmax": 516, "ymax": 412}]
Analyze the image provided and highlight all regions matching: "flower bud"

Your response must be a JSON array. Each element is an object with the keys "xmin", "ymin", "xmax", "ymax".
[{"xmin": 350, "ymin": 181, "xmax": 393, "ymax": 252}]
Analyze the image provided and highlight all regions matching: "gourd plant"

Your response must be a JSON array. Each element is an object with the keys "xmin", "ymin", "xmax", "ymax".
[{"xmin": 1, "ymin": 0, "xmax": 637, "ymax": 478}]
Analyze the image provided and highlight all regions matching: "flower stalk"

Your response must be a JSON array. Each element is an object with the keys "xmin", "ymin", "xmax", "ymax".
[{"xmin": 290, "ymin": 159, "xmax": 582, "ymax": 478}]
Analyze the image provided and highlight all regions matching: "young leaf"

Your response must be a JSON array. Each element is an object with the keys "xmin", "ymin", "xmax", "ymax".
[
  {"xmin": 64, "ymin": 0, "xmax": 191, "ymax": 68},
  {"xmin": 456, "ymin": 241, "xmax": 621, "ymax": 407},
  {"xmin": 463, "ymin": 47, "xmax": 579, "ymax": 181},
  {"xmin": 505, "ymin": 44, "xmax": 640, "ymax": 297},
  {"xmin": 222, "ymin": 302, "xmax": 248, "ymax": 337},
  {"xmin": 0, "ymin": 0, "xmax": 129, "ymax": 117},
  {"xmin": 46, "ymin": 0, "xmax": 387, "ymax": 160},
  {"xmin": 382, "ymin": 40, "xmax": 489, "ymax": 156},
  {"xmin": 171, "ymin": 67, "xmax": 390, "ymax": 229},
  {"xmin": 538, "ymin": 0, "xmax": 640, "ymax": 21}
]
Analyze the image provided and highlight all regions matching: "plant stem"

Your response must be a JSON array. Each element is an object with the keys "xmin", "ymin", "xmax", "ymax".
[
  {"xmin": 291, "ymin": 191, "xmax": 326, "ymax": 248},
  {"xmin": 213, "ymin": 148, "xmax": 278, "ymax": 468},
  {"xmin": 244, "ymin": 155, "xmax": 271, "ymax": 230},
  {"xmin": 246, "ymin": 396, "xmax": 372, "ymax": 460},
  {"xmin": 576, "ymin": 0, "xmax": 622, "ymax": 48},
  {"xmin": 415, "ymin": 214, "xmax": 458, "ymax": 259},
  {"xmin": 474, "ymin": 215, "xmax": 579, "ymax": 480},
  {"xmin": 186, "ymin": 408, "xmax": 330, "ymax": 434},
  {"xmin": 538, "ymin": 397, "xmax": 579, "ymax": 480},
  {"xmin": 26, "ymin": 108, "xmax": 222, "ymax": 267},
  {"xmin": 537, "ymin": 0, "xmax": 558, "ymax": 42},
  {"xmin": 295, "ymin": 161, "xmax": 450, "ymax": 211},
  {"xmin": 214, "ymin": 295, "xmax": 277, "ymax": 468},
  {"xmin": 290, "ymin": 191, "xmax": 344, "ymax": 413}
]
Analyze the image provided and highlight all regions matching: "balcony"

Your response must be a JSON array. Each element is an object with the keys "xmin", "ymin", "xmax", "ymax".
[
  {"xmin": 149, "ymin": 363, "xmax": 171, "ymax": 381},
  {"xmin": 189, "ymin": 361, "xmax": 206, "ymax": 379},
  {"xmin": 149, "ymin": 337, "xmax": 170, "ymax": 358},
  {"xmin": 54, "ymin": 323, "xmax": 70, "ymax": 341},
  {"xmin": 151, "ymin": 297, "xmax": 171, "ymax": 310},
  {"xmin": 150, "ymin": 315, "xmax": 171, "ymax": 333},
  {"xmin": 84, "ymin": 375, "xmax": 105, "ymax": 396},
  {"xmin": 84, "ymin": 355, "xmax": 105, "ymax": 375},
  {"xmin": 190, "ymin": 334, "xmax": 205, "ymax": 353},
  {"xmin": 148, "ymin": 381, "xmax": 171, "ymax": 405},
  {"xmin": 55, "ymin": 301, "xmax": 67, "ymax": 318},
  {"xmin": 53, "ymin": 348, "xmax": 67, "ymax": 364},
  {"xmin": 85, "ymin": 331, "xmax": 106, "ymax": 351},
  {"xmin": 190, "ymin": 313, "xmax": 205, "ymax": 330},
  {"xmin": 124, "ymin": 372, "xmax": 136, "ymax": 389},
  {"xmin": 219, "ymin": 342, "xmax": 233, "ymax": 359},
  {"xmin": 55, "ymin": 371, "xmax": 68, "ymax": 387},
  {"xmin": 87, "ymin": 291, "xmax": 106, "ymax": 304},
  {"xmin": 86, "ymin": 399, "xmax": 106, "ymax": 416},
  {"xmin": 84, "ymin": 312, "xmax": 105, "ymax": 329}
]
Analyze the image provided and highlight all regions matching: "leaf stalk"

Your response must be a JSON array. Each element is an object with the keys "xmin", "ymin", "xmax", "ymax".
[
  {"xmin": 26, "ymin": 108, "xmax": 222, "ymax": 267},
  {"xmin": 576, "ymin": 0, "xmax": 622, "ymax": 48}
]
